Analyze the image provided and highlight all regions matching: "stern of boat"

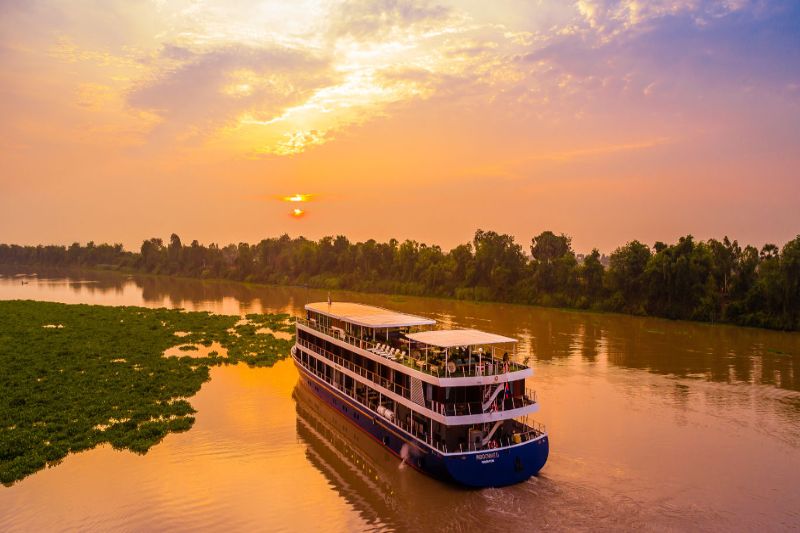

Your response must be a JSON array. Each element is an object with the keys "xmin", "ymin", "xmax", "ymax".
[{"xmin": 442, "ymin": 434, "xmax": 549, "ymax": 488}]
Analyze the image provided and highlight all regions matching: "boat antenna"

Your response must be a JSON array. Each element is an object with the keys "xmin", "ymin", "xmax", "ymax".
[{"xmin": 327, "ymin": 291, "xmax": 332, "ymax": 306}]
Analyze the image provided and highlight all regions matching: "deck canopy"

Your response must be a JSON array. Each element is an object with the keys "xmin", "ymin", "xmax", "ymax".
[
  {"xmin": 404, "ymin": 329, "xmax": 517, "ymax": 348},
  {"xmin": 305, "ymin": 302, "xmax": 435, "ymax": 328}
]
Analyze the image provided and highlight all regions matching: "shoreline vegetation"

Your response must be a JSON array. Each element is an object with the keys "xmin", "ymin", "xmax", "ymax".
[
  {"xmin": 1, "ymin": 229, "xmax": 799, "ymax": 331},
  {"xmin": 0, "ymin": 300, "xmax": 293, "ymax": 485}
]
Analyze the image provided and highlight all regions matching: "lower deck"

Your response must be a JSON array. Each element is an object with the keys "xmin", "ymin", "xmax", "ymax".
[{"xmin": 294, "ymin": 343, "xmax": 543, "ymax": 453}]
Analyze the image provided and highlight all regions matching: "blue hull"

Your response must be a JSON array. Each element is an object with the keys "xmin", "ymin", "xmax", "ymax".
[{"xmin": 293, "ymin": 357, "xmax": 549, "ymax": 488}]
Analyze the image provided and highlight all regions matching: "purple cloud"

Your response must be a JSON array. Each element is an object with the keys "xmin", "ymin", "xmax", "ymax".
[
  {"xmin": 128, "ymin": 44, "xmax": 333, "ymax": 136},
  {"xmin": 329, "ymin": 0, "xmax": 450, "ymax": 39}
]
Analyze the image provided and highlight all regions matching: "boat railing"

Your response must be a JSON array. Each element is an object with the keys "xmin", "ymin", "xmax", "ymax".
[
  {"xmin": 462, "ymin": 420, "xmax": 547, "ymax": 452},
  {"xmin": 295, "ymin": 342, "xmax": 546, "ymax": 454},
  {"xmin": 296, "ymin": 338, "xmax": 537, "ymax": 417},
  {"xmin": 430, "ymin": 390, "xmax": 537, "ymax": 416},
  {"xmin": 297, "ymin": 338, "xmax": 413, "ymax": 397},
  {"xmin": 526, "ymin": 388, "xmax": 537, "ymax": 405},
  {"xmin": 296, "ymin": 317, "xmax": 528, "ymax": 378},
  {"xmin": 293, "ymin": 348, "xmax": 451, "ymax": 454}
]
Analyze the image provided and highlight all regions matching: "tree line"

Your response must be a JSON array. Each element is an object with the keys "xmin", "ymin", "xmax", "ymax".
[{"xmin": 1, "ymin": 230, "xmax": 799, "ymax": 330}]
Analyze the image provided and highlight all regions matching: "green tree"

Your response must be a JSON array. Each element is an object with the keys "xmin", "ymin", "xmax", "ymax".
[
  {"xmin": 780, "ymin": 236, "xmax": 800, "ymax": 328},
  {"xmin": 531, "ymin": 231, "xmax": 571, "ymax": 264},
  {"xmin": 579, "ymin": 249, "xmax": 605, "ymax": 307},
  {"xmin": 606, "ymin": 240, "xmax": 651, "ymax": 313},
  {"xmin": 473, "ymin": 230, "xmax": 526, "ymax": 299},
  {"xmin": 140, "ymin": 238, "xmax": 164, "ymax": 272},
  {"xmin": 644, "ymin": 236, "xmax": 716, "ymax": 320},
  {"xmin": 530, "ymin": 231, "xmax": 577, "ymax": 303}
]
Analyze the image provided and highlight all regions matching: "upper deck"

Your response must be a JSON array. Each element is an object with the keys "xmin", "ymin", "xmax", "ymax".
[
  {"xmin": 301, "ymin": 302, "xmax": 530, "ymax": 383},
  {"xmin": 305, "ymin": 301, "xmax": 435, "ymax": 328}
]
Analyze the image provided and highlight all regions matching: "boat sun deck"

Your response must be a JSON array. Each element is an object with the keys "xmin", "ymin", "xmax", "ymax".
[
  {"xmin": 297, "ymin": 304, "xmax": 528, "ymax": 380},
  {"xmin": 304, "ymin": 301, "xmax": 435, "ymax": 328},
  {"xmin": 403, "ymin": 329, "xmax": 524, "ymax": 378}
]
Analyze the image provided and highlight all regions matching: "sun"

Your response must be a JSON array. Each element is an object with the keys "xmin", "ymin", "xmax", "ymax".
[
  {"xmin": 280, "ymin": 193, "xmax": 312, "ymax": 218},
  {"xmin": 283, "ymin": 194, "xmax": 312, "ymax": 203}
]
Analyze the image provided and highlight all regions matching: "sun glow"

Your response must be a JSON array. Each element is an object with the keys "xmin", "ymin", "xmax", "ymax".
[
  {"xmin": 283, "ymin": 194, "xmax": 311, "ymax": 203},
  {"xmin": 284, "ymin": 194, "xmax": 311, "ymax": 218}
]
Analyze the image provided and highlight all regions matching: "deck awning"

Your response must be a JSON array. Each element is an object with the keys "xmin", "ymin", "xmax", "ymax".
[
  {"xmin": 305, "ymin": 302, "xmax": 435, "ymax": 328},
  {"xmin": 404, "ymin": 329, "xmax": 517, "ymax": 348}
]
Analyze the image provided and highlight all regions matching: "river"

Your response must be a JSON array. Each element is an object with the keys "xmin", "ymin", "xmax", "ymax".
[{"xmin": 1, "ymin": 268, "xmax": 798, "ymax": 531}]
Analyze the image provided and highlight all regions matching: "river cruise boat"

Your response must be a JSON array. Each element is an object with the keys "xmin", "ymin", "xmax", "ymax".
[{"xmin": 291, "ymin": 302, "xmax": 549, "ymax": 487}]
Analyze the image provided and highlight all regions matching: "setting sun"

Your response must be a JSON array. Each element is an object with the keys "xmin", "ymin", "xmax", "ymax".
[{"xmin": 284, "ymin": 194, "xmax": 311, "ymax": 203}]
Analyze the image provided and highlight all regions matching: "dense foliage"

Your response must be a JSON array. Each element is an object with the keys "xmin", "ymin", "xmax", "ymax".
[
  {"xmin": 2, "ymin": 229, "xmax": 799, "ymax": 330},
  {"xmin": 0, "ymin": 300, "xmax": 293, "ymax": 485}
]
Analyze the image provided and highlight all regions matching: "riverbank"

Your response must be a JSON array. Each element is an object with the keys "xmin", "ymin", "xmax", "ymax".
[
  {"xmin": 4, "ymin": 264, "xmax": 797, "ymax": 339},
  {"xmin": 0, "ymin": 300, "xmax": 293, "ymax": 485},
  {"xmin": 3, "ymin": 231, "xmax": 798, "ymax": 331}
]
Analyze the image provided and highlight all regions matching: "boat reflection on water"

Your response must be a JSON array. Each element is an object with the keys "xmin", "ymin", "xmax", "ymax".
[{"xmin": 293, "ymin": 381, "xmax": 479, "ymax": 531}]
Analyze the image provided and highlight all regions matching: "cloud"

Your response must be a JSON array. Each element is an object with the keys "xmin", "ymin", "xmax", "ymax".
[
  {"xmin": 118, "ymin": 0, "xmax": 469, "ymax": 153},
  {"xmin": 261, "ymin": 129, "xmax": 328, "ymax": 156},
  {"xmin": 377, "ymin": 66, "xmax": 436, "ymax": 84},
  {"xmin": 329, "ymin": 0, "xmax": 452, "ymax": 39},
  {"xmin": 573, "ymin": 0, "xmax": 749, "ymax": 38},
  {"xmin": 4, "ymin": 0, "xmax": 798, "ymax": 161},
  {"xmin": 127, "ymin": 43, "xmax": 333, "ymax": 140},
  {"xmin": 159, "ymin": 44, "xmax": 195, "ymax": 62},
  {"xmin": 520, "ymin": 1, "xmax": 800, "ymax": 110}
]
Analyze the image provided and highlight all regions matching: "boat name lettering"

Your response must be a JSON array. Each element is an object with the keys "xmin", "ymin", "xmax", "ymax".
[{"xmin": 475, "ymin": 452, "xmax": 499, "ymax": 461}]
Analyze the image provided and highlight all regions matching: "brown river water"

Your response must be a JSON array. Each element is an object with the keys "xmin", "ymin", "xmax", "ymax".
[{"xmin": 1, "ymin": 269, "xmax": 799, "ymax": 531}]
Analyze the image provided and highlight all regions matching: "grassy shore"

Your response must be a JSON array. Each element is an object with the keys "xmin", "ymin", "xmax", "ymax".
[{"xmin": 0, "ymin": 300, "xmax": 294, "ymax": 485}]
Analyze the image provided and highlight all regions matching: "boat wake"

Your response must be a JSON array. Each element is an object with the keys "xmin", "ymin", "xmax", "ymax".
[{"xmin": 399, "ymin": 443, "xmax": 410, "ymax": 470}]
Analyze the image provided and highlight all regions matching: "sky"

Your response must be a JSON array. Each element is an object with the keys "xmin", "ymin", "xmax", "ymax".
[{"xmin": 1, "ymin": 0, "xmax": 798, "ymax": 254}]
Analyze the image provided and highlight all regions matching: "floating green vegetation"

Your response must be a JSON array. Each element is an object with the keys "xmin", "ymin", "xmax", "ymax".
[
  {"xmin": 767, "ymin": 348, "xmax": 791, "ymax": 357},
  {"xmin": 0, "ymin": 300, "xmax": 294, "ymax": 485}
]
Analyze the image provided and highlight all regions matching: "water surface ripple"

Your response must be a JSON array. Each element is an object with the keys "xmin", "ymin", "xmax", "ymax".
[{"xmin": 1, "ymin": 269, "xmax": 799, "ymax": 531}]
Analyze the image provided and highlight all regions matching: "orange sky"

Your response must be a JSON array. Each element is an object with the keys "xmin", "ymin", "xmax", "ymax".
[{"xmin": 1, "ymin": 0, "xmax": 798, "ymax": 253}]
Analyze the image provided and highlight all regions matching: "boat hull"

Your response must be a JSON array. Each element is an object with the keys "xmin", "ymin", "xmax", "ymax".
[{"xmin": 293, "ymin": 354, "xmax": 549, "ymax": 488}]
